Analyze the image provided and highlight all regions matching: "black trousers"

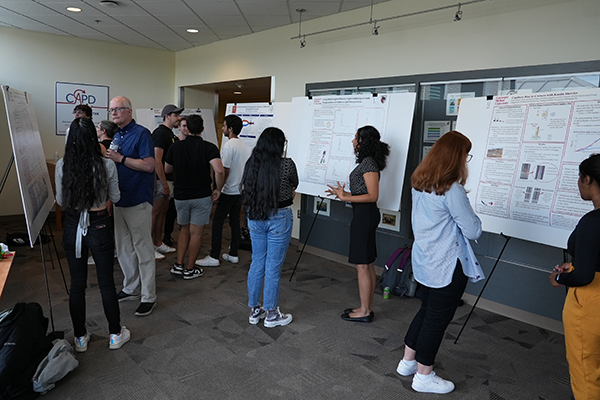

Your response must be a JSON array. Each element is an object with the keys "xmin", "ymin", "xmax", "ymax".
[
  {"xmin": 404, "ymin": 260, "xmax": 468, "ymax": 366},
  {"xmin": 210, "ymin": 193, "xmax": 242, "ymax": 259},
  {"xmin": 63, "ymin": 210, "xmax": 121, "ymax": 336}
]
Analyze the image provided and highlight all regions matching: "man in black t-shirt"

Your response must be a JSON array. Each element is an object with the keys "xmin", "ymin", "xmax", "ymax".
[
  {"xmin": 165, "ymin": 114, "xmax": 224, "ymax": 280},
  {"xmin": 151, "ymin": 104, "xmax": 182, "ymax": 259}
]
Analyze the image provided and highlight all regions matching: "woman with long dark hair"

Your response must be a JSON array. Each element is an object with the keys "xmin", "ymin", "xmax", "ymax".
[
  {"xmin": 326, "ymin": 125, "xmax": 389, "ymax": 323},
  {"xmin": 56, "ymin": 118, "xmax": 130, "ymax": 352},
  {"xmin": 549, "ymin": 154, "xmax": 600, "ymax": 400},
  {"xmin": 396, "ymin": 131, "xmax": 482, "ymax": 394},
  {"xmin": 242, "ymin": 127, "xmax": 298, "ymax": 328}
]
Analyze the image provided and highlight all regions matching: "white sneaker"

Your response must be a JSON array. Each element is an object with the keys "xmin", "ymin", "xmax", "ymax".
[
  {"xmin": 195, "ymin": 255, "xmax": 220, "ymax": 267},
  {"xmin": 396, "ymin": 359, "xmax": 418, "ymax": 376},
  {"xmin": 87, "ymin": 256, "xmax": 95, "ymax": 265},
  {"xmin": 264, "ymin": 307, "xmax": 292, "ymax": 328},
  {"xmin": 109, "ymin": 326, "xmax": 131, "ymax": 350},
  {"xmin": 74, "ymin": 332, "xmax": 90, "ymax": 353},
  {"xmin": 156, "ymin": 243, "xmax": 176, "ymax": 254},
  {"xmin": 155, "ymin": 250, "xmax": 166, "ymax": 260},
  {"xmin": 222, "ymin": 253, "xmax": 239, "ymax": 264},
  {"xmin": 411, "ymin": 371, "xmax": 455, "ymax": 394}
]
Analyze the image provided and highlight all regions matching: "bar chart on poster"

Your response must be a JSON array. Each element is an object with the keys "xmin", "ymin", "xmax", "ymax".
[
  {"xmin": 457, "ymin": 88, "xmax": 600, "ymax": 248},
  {"xmin": 286, "ymin": 93, "xmax": 416, "ymax": 211},
  {"xmin": 2, "ymin": 85, "xmax": 55, "ymax": 247}
]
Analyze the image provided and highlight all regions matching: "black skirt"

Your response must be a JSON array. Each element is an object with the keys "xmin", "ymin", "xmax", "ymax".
[{"xmin": 348, "ymin": 202, "xmax": 380, "ymax": 264}]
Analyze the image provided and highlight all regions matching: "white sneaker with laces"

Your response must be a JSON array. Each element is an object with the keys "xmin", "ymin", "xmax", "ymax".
[
  {"xmin": 411, "ymin": 371, "xmax": 455, "ymax": 394},
  {"xmin": 74, "ymin": 332, "xmax": 90, "ymax": 353},
  {"xmin": 109, "ymin": 326, "xmax": 131, "ymax": 350},
  {"xmin": 264, "ymin": 307, "xmax": 292, "ymax": 328},
  {"xmin": 396, "ymin": 359, "xmax": 418, "ymax": 376},
  {"xmin": 249, "ymin": 306, "xmax": 266, "ymax": 324},
  {"xmin": 155, "ymin": 250, "xmax": 166, "ymax": 260},
  {"xmin": 222, "ymin": 254, "xmax": 239, "ymax": 264},
  {"xmin": 156, "ymin": 243, "xmax": 176, "ymax": 254},
  {"xmin": 195, "ymin": 255, "xmax": 220, "ymax": 267}
]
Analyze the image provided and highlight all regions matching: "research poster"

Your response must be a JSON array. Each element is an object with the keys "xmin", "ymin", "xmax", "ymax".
[
  {"xmin": 286, "ymin": 93, "xmax": 416, "ymax": 211},
  {"xmin": 3, "ymin": 86, "xmax": 55, "ymax": 247},
  {"xmin": 225, "ymin": 103, "xmax": 275, "ymax": 153},
  {"xmin": 458, "ymin": 88, "xmax": 600, "ymax": 248}
]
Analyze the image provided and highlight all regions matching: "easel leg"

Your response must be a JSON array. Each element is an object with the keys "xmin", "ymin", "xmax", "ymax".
[
  {"xmin": 454, "ymin": 233, "xmax": 511, "ymax": 344},
  {"xmin": 289, "ymin": 196, "xmax": 322, "ymax": 282},
  {"xmin": 39, "ymin": 232, "xmax": 56, "ymax": 333},
  {"xmin": 44, "ymin": 220, "xmax": 69, "ymax": 294}
]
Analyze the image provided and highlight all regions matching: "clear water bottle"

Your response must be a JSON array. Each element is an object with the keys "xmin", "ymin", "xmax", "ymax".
[{"xmin": 109, "ymin": 135, "xmax": 120, "ymax": 152}]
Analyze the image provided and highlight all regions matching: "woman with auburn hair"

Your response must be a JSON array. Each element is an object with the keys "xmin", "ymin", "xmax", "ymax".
[
  {"xmin": 395, "ymin": 131, "xmax": 483, "ymax": 394},
  {"xmin": 326, "ymin": 125, "xmax": 389, "ymax": 323},
  {"xmin": 56, "ymin": 118, "xmax": 130, "ymax": 352},
  {"xmin": 549, "ymin": 154, "xmax": 600, "ymax": 400}
]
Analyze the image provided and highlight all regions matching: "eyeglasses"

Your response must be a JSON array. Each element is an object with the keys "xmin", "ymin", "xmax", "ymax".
[
  {"xmin": 467, "ymin": 154, "xmax": 473, "ymax": 163},
  {"xmin": 108, "ymin": 107, "xmax": 130, "ymax": 113}
]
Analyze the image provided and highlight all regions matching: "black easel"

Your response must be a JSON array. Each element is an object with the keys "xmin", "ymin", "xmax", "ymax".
[
  {"xmin": 41, "ymin": 220, "xmax": 69, "ymax": 293},
  {"xmin": 289, "ymin": 196, "xmax": 323, "ymax": 281},
  {"xmin": 454, "ymin": 233, "xmax": 511, "ymax": 344}
]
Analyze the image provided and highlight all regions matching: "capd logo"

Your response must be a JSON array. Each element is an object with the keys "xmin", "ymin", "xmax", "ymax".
[{"xmin": 66, "ymin": 89, "xmax": 96, "ymax": 105}]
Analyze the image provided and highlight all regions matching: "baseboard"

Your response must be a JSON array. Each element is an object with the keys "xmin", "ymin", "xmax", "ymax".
[{"xmin": 461, "ymin": 293, "xmax": 564, "ymax": 334}]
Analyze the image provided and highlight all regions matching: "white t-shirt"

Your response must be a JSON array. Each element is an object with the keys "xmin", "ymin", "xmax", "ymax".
[{"xmin": 221, "ymin": 137, "xmax": 248, "ymax": 195}]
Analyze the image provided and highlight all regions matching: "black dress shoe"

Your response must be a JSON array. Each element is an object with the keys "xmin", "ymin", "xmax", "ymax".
[{"xmin": 341, "ymin": 311, "xmax": 374, "ymax": 323}]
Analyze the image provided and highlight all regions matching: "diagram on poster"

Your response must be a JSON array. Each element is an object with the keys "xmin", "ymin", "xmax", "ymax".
[
  {"xmin": 457, "ymin": 88, "xmax": 600, "ymax": 248},
  {"xmin": 286, "ymin": 93, "xmax": 416, "ymax": 211}
]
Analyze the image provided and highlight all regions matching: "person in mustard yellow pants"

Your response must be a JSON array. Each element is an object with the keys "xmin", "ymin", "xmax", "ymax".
[{"xmin": 550, "ymin": 153, "xmax": 600, "ymax": 400}]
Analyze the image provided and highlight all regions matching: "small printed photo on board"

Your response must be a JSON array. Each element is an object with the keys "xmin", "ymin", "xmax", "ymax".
[
  {"xmin": 379, "ymin": 209, "xmax": 400, "ymax": 232},
  {"xmin": 313, "ymin": 197, "xmax": 331, "ymax": 217}
]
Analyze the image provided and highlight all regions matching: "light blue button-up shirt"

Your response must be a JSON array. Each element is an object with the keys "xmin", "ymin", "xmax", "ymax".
[{"xmin": 411, "ymin": 182, "xmax": 483, "ymax": 288}]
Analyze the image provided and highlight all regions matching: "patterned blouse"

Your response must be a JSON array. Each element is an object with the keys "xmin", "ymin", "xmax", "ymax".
[
  {"xmin": 278, "ymin": 158, "xmax": 299, "ymax": 208},
  {"xmin": 349, "ymin": 157, "xmax": 380, "ymax": 196}
]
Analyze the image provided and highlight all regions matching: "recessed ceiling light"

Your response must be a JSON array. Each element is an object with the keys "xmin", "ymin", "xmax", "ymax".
[
  {"xmin": 234, "ymin": 91, "xmax": 242, "ymax": 95},
  {"xmin": 66, "ymin": 7, "xmax": 82, "ymax": 12},
  {"xmin": 187, "ymin": 29, "xmax": 199, "ymax": 33}
]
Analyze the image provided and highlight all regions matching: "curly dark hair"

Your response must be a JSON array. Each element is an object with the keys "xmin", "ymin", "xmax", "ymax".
[
  {"xmin": 61, "ymin": 118, "xmax": 108, "ymax": 210},
  {"xmin": 355, "ymin": 125, "xmax": 390, "ymax": 170},
  {"xmin": 241, "ymin": 127, "xmax": 286, "ymax": 220}
]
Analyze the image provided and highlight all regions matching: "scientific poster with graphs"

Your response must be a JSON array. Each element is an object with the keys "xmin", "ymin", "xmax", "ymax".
[
  {"xmin": 3, "ymin": 85, "xmax": 55, "ymax": 247},
  {"xmin": 287, "ymin": 93, "xmax": 416, "ymax": 211},
  {"xmin": 457, "ymin": 88, "xmax": 600, "ymax": 248},
  {"xmin": 225, "ymin": 102, "xmax": 276, "ymax": 153}
]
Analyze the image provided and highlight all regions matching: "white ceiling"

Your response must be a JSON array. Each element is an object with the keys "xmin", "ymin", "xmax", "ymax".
[{"xmin": 0, "ymin": 0, "xmax": 391, "ymax": 52}]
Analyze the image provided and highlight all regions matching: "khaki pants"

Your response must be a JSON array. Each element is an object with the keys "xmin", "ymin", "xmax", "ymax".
[
  {"xmin": 563, "ymin": 272, "xmax": 600, "ymax": 400},
  {"xmin": 114, "ymin": 202, "xmax": 156, "ymax": 303}
]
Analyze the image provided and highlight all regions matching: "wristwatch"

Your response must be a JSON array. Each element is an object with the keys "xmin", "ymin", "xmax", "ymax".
[{"xmin": 121, "ymin": 156, "xmax": 127, "ymax": 164}]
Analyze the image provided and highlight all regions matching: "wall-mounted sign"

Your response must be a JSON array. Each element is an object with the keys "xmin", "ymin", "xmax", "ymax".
[{"xmin": 55, "ymin": 82, "xmax": 109, "ymax": 135}]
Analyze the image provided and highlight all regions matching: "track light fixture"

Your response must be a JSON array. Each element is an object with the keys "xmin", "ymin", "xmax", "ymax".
[
  {"xmin": 372, "ymin": 20, "xmax": 380, "ymax": 36},
  {"xmin": 454, "ymin": 3, "xmax": 463, "ymax": 21},
  {"xmin": 290, "ymin": 0, "xmax": 489, "ymax": 47}
]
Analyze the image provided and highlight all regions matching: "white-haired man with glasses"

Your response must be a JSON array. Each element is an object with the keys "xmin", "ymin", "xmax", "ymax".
[{"xmin": 106, "ymin": 96, "xmax": 157, "ymax": 317}]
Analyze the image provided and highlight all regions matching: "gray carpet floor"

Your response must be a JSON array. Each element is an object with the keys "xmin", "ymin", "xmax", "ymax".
[{"xmin": 0, "ymin": 215, "xmax": 574, "ymax": 399}]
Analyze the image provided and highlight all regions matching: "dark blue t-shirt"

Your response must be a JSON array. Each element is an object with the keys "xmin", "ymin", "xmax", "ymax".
[{"xmin": 113, "ymin": 119, "xmax": 155, "ymax": 207}]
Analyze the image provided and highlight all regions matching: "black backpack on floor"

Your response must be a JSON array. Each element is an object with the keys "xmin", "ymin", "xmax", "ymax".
[{"xmin": 376, "ymin": 247, "xmax": 418, "ymax": 298}]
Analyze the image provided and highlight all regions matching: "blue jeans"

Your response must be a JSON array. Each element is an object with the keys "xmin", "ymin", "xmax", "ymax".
[
  {"xmin": 63, "ymin": 210, "xmax": 121, "ymax": 336},
  {"xmin": 247, "ymin": 207, "xmax": 293, "ymax": 311}
]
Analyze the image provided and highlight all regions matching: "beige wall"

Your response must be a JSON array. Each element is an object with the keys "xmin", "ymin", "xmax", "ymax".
[
  {"xmin": 0, "ymin": 27, "xmax": 176, "ymax": 216},
  {"xmin": 175, "ymin": 0, "xmax": 599, "ymax": 100}
]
